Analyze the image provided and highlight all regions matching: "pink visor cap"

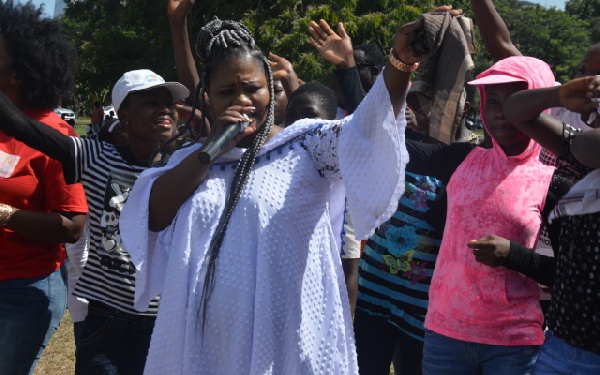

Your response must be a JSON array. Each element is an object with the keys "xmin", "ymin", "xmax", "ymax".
[{"xmin": 467, "ymin": 74, "xmax": 527, "ymax": 86}]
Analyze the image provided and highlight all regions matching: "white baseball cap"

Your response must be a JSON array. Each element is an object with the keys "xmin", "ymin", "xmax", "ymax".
[{"xmin": 111, "ymin": 69, "xmax": 189, "ymax": 111}]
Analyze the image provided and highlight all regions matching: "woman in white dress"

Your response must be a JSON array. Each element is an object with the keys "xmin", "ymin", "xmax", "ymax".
[{"xmin": 120, "ymin": 10, "xmax": 457, "ymax": 374}]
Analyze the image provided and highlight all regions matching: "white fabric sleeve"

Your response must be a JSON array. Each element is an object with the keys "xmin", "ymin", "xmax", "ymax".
[
  {"xmin": 120, "ymin": 144, "xmax": 201, "ymax": 311},
  {"xmin": 341, "ymin": 71, "xmax": 408, "ymax": 239},
  {"xmin": 65, "ymin": 215, "xmax": 89, "ymax": 276}
]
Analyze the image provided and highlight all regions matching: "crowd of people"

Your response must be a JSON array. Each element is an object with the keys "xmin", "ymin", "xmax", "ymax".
[{"xmin": 0, "ymin": 0, "xmax": 599, "ymax": 374}]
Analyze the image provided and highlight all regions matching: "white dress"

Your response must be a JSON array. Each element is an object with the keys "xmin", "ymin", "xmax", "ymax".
[{"xmin": 120, "ymin": 74, "xmax": 408, "ymax": 374}]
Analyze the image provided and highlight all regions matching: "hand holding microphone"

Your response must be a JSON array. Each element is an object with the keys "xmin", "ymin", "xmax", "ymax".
[{"xmin": 197, "ymin": 111, "xmax": 252, "ymax": 165}]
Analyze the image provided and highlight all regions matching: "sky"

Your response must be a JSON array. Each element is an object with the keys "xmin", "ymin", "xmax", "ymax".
[
  {"xmin": 18, "ymin": 0, "xmax": 65, "ymax": 17},
  {"xmin": 531, "ymin": 0, "xmax": 568, "ymax": 10}
]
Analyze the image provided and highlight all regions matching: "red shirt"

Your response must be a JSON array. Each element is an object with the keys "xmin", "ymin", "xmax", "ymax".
[{"xmin": 0, "ymin": 109, "xmax": 88, "ymax": 281}]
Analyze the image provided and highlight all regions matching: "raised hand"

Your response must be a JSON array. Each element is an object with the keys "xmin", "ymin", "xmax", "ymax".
[
  {"xmin": 467, "ymin": 234, "xmax": 511, "ymax": 267},
  {"xmin": 559, "ymin": 75, "xmax": 600, "ymax": 115},
  {"xmin": 268, "ymin": 52, "xmax": 302, "ymax": 97},
  {"xmin": 308, "ymin": 19, "xmax": 355, "ymax": 69},
  {"xmin": 167, "ymin": 0, "xmax": 195, "ymax": 18},
  {"xmin": 391, "ymin": 5, "xmax": 462, "ymax": 65}
]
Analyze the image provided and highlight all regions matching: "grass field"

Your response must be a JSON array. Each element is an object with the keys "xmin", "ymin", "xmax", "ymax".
[{"xmin": 34, "ymin": 312, "xmax": 75, "ymax": 375}]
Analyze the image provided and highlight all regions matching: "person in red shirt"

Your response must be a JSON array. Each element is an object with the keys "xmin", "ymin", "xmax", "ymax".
[{"xmin": 0, "ymin": 1, "xmax": 88, "ymax": 374}]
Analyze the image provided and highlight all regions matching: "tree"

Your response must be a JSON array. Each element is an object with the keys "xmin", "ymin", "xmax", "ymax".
[
  {"xmin": 61, "ymin": 0, "xmax": 593, "ymax": 107},
  {"xmin": 464, "ymin": 0, "xmax": 591, "ymax": 83},
  {"xmin": 566, "ymin": 0, "xmax": 600, "ymax": 44}
]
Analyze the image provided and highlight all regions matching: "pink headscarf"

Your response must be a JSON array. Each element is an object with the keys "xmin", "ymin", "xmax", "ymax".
[{"xmin": 424, "ymin": 56, "xmax": 556, "ymax": 346}]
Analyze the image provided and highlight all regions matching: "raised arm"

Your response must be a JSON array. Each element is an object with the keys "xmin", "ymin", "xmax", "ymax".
[
  {"xmin": 268, "ymin": 52, "xmax": 302, "ymax": 99},
  {"xmin": 168, "ymin": 0, "xmax": 200, "ymax": 101},
  {"xmin": 309, "ymin": 18, "xmax": 424, "ymax": 117},
  {"xmin": 470, "ymin": 0, "xmax": 521, "ymax": 60},
  {"xmin": 308, "ymin": 19, "xmax": 367, "ymax": 114},
  {"xmin": 504, "ymin": 75, "xmax": 600, "ymax": 164}
]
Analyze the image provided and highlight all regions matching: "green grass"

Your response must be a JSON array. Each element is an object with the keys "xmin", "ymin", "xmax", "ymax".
[{"xmin": 75, "ymin": 117, "xmax": 90, "ymax": 137}]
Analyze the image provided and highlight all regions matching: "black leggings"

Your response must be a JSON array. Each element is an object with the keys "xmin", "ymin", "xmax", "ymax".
[{"xmin": 354, "ymin": 309, "xmax": 424, "ymax": 375}]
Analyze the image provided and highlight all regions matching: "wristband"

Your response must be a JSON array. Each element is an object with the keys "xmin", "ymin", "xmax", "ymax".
[{"xmin": 559, "ymin": 122, "xmax": 582, "ymax": 161}]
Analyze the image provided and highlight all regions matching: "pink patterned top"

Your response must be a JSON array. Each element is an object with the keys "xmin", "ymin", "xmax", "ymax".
[{"xmin": 424, "ymin": 56, "xmax": 556, "ymax": 346}]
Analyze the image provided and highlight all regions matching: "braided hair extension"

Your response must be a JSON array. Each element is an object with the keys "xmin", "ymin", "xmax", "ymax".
[{"xmin": 194, "ymin": 17, "xmax": 276, "ymax": 331}]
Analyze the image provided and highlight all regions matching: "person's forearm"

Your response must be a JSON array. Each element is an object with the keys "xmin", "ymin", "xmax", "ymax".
[
  {"xmin": 504, "ymin": 86, "xmax": 563, "ymax": 154},
  {"xmin": 279, "ymin": 74, "xmax": 302, "ymax": 100},
  {"xmin": 149, "ymin": 149, "xmax": 210, "ymax": 231},
  {"xmin": 342, "ymin": 258, "xmax": 359, "ymax": 317},
  {"xmin": 382, "ymin": 65, "xmax": 411, "ymax": 117},
  {"xmin": 571, "ymin": 128, "xmax": 600, "ymax": 168},
  {"xmin": 6, "ymin": 210, "xmax": 86, "ymax": 243},
  {"xmin": 0, "ymin": 92, "xmax": 73, "ymax": 164},
  {"xmin": 504, "ymin": 241, "xmax": 556, "ymax": 287},
  {"xmin": 334, "ymin": 67, "xmax": 367, "ymax": 115},
  {"xmin": 470, "ymin": 0, "xmax": 521, "ymax": 60},
  {"xmin": 169, "ymin": 15, "xmax": 200, "ymax": 101}
]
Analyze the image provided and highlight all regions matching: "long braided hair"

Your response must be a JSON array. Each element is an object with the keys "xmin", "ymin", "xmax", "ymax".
[{"xmin": 194, "ymin": 18, "xmax": 276, "ymax": 329}]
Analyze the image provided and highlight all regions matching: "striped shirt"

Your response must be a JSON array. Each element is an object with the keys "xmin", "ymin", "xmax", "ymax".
[
  {"xmin": 0, "ymin": 113, "xmax": 158, "ymax": 315},
  {"xmin": 68, "ymin": 138, "xmax": 159, "ymax": 315},
  {"xmin": 357, "ymin": 171, "xmax": 443, "ymax": 340}
]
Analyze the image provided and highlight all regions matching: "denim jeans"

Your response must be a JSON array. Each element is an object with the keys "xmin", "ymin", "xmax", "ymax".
[
  {"xmin": 532, "ymin": 331, "xmax": 600, "ymax": 375},
  {"xmin": 75, "ymin": 301, "xmax": 156, "ymax": 375},
  {"xmin": 0, "ymin": 267, "xmax": 67, "ymax": 375},
  {"xmin": 422, "ymin": 329, "xmax": 540, "ymax": 375},
  {"xmin": 354, "ymin": 309, "xmax": 424, "ymax": 375}
]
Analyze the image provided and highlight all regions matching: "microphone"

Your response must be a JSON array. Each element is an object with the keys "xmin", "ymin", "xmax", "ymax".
[{"xmin": 197, "ymin": 120, "xmax": 250, "ymax": 164}]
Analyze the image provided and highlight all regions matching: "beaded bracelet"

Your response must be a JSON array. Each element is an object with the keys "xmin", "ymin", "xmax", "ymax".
[
  {"xmin": 559, "ymin": 122, "xmax": 582, "ymax": 162},
  {"xmin": 0, "ymin": 203, "xmax": 14, "ymax": 227}
]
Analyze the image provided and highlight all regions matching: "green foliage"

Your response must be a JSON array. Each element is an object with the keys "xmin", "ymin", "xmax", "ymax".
[
  {"xmin": 469, "ymin": 0, "xmax": 591, "ymax": 83},
  {"xmin": 566, "ymin": 0, "xmax": 600, "ymax": 44},
  {"xmin": 61, "ymin": 0, "xmax": 595, "ymax": 108}
]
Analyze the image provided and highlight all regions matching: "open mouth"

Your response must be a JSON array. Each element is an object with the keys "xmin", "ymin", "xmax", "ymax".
[{"xmin": 155, "ymin": 117, "xmax": 173, "ymax": 130}]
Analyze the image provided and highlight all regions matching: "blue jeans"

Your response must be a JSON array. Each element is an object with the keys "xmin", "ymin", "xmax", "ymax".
[
  {"xmin": 0, "ymin": 267, "xmax": 67, "ymax": 375},
  {"xmin": 75, "ymin": 301, "xmax": 156, "ymax": 375},
  {"xmin": 532, "ymin": 331, "xmax": 600, "ymax": 375},
  {"xmin": 422, "ymin": 329, "xmax": 540, "ymax": 375}
]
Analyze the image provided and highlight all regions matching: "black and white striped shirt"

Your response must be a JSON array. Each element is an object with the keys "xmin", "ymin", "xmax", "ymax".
[{"xmin": 0, "ymin": 115, "xmax": 159, "ymax": 315}]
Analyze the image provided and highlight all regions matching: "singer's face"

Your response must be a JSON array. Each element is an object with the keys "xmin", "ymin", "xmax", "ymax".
[{"xmin": 208, "ymin": 54, "xmax": 270, "ymax": 133}]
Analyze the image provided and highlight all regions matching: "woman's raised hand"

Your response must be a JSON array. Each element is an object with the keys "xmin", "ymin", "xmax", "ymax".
[
  {"xmin": 391, "ymin": 5, "xmax": 462, "ymax": 64},
  {"xmin": 167, "ymin": 0, "xmax": 195, "ymax": 19},
  {"xmin": 268, "ymin": 52, "xmax": 302, "ymax": 96},
  {"xmin": 308, "ymin": 19, "xmax": 355, "ymax": 69}
]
